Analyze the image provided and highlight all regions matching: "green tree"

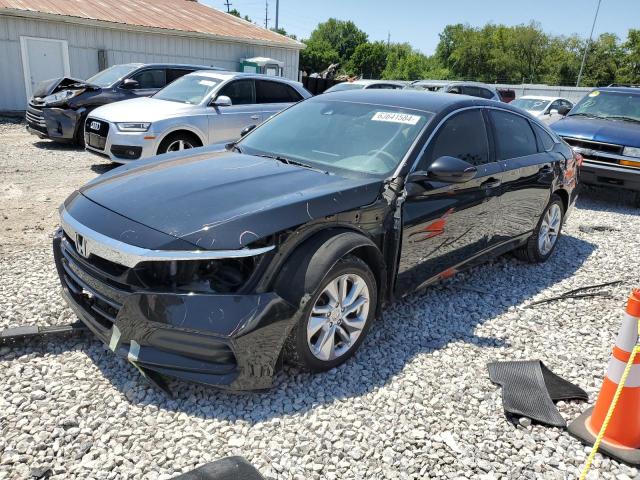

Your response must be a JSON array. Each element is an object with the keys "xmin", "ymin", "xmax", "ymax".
[
  {"xmin": 271, "ymin": 27, "xmax": 297, "ymax": 40},
  {"xmin": 307, "ymin": 18, "xmax": 368, "ymax": 64},
  {"xmin": 617, "ymin": 29, "xmax": 640, "ymax": 84},
  {"xmin": 581, "ymin": 33, "xmax": 622, "ymax": 86},
  {"xmin": 348, "ymin": 41, "xmax": 389, "ymax": 78},
  {"xmin": 299, "ymin": 39, "xmax": 340, "ymax": 73}
]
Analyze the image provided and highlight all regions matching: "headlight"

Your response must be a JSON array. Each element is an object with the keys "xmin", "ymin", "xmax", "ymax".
[
  {"xmin": 42, "ymin": 90, "xmax": 78, "ymax": 106},
  {"xmin": 623, "ymin": 146, "xmax": 640, "ymax": 158},
  {"xmin": 116, "ymin": 122, "xmax": 151, "ymax": 132}
]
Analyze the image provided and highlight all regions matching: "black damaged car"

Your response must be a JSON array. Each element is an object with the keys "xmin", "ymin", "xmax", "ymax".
[
  {"xmin": 26, "ymin": 63, "xmax": 219, "ymax": 146},
  {"xmin": 53, "ymin": 90, "xmax": 579, "ymax": 390}
]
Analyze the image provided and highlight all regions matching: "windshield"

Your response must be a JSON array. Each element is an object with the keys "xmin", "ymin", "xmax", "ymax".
[
  {"xmin": 569, "ymin": 90, "xmax": 640, "ymax": 122},
  {"xmin": 512, "ymin": 98, "xmax": 550, "ymax": 111},
  {"xmin": 239, "ymin": 99, "xmax": 432, "ymax": 177},
  {"xmin": 153, "ymin": 75, "xmax": 221, "ymax": 104},
  {"xmin": 324, "ymin": 83, "xmax": 366, "ymax": 93},
  {"xmin": 86, "ymin": 65, "xmax": 139, "ymax": 87}
]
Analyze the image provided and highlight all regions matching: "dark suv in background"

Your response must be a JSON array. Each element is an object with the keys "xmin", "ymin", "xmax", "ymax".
[
  {"xmin": 551, "ymin": 85, "xmax": 640, "ymax": 206},
  {"xmin": 26, "ymin": 63, "xmax": 221, "ymax": 146}
]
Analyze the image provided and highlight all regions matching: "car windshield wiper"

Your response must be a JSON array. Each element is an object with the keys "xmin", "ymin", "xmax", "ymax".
[
  {"xmin": 256, "ymin": 154, "xmax": 330, "ymax": 174},
  {"xmin": 567, "ymin": 113, "xmax": 603, "ymax": 119},
  {"xmin": 602, "ymin": 115, "xmax": 640, "ymax": 124}
]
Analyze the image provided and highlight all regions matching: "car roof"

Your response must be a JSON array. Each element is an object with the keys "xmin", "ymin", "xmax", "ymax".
[
  {"xmin": 183, "ymin": 70, "xmax": 303, "ymax": 86},
  {"xmin": 306, "ymin": 89, "xmax": 517, "ymax": 114},
  {"xmin": 412, "ymin": 80, "xmax": 497, "ymax": 90},
  {"xmin": 596, "ymin": 86, "xmax": 640, "ymax": 94},
  {"xmin": 351, "ymin": 79, "xmax": 405, "ymax": 86},
  {"xmin": 518, "ymin": 95, "xmax": 558, "ymax": 101}
]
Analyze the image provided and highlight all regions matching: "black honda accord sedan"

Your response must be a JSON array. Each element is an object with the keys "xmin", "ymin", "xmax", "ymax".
[{"xmin": 53, "ymin": 90, "xmax": 579, "ymax": 390}]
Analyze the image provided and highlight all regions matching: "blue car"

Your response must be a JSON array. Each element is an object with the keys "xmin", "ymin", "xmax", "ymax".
[{"xmin": 551, "ymin": 86, "xmax": 640, "ymax": 206}]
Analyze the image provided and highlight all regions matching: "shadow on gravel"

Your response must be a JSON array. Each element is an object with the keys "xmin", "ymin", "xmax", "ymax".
[
  {"xmin": 32, "ymin": 140, "xmax": 84, "ymax": 152},
  {"xmin": 576, "ymin": 185, "xmax": 639, "ymax": 214},
  {"xmin": 38, "ymin": 231, "xmax": 594, "ymax": 423}
]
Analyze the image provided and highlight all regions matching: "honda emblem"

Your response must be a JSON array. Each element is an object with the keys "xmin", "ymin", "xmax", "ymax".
[{"xmin": 75, "ymin": 233, "xmax": 89, "ymax": 258}]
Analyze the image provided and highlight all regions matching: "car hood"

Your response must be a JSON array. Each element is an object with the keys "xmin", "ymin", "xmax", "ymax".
[
  {"xmin": 31, "ymin": 76, "xmax": 97, "ymax": 98},
  {"xmin": 90, "ymin": 97, "xmax": 198, "ymax": 122},
  {"xmin": 551, "ymin": 116, "xmax": 640, "ymax": 148},
  {"xmin": 79, "ymin": 151, "xmax": 383, "ymax": 250}
]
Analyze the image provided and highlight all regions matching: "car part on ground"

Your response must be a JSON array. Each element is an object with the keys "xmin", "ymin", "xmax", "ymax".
[
  {"xmin": 26, "ymin": 63, "xmax": 222, "ymax": 146},
  {"xmin": 0, "ymin": 321, "xmax": 88, "ymax": 346},
  {"xmin": 527, "ymin": 280, "xmax": 622, "ymax": 307},
  {"xmin": 171, "ymin": 457, "xmax": 264, "ymax": 480},
  {"xmin": 53, "ymin": 90, "xmax": 578, "ymax": 390},
  {"xmin": 488, "ymin": 360, "xmax": 588, "ymax": 427},
  {"xmin": 84, "ymin": 71, "xmax": 311, "ymax": 163},
  {"xmin": 551, "ymin": 86, "xmax": 640, "ymax": 205}
]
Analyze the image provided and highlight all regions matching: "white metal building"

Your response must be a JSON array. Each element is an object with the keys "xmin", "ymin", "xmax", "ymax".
[{"xmin": 0, "ymin": 0, "xmax": 303, "ymax": 111}]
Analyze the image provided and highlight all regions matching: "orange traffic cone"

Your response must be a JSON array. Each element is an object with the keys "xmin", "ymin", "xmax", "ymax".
[{"xmin": 569, "ymin": 289, "xmax": 640, "ymax": 466}]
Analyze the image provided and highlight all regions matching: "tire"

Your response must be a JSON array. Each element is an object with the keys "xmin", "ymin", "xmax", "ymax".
[
  {"xmin": 514, "ymin": 194, "xmax": 564, "ymax": 263},
  {"xmin": 157, "ymin": 132, "xmax": 201, "ymax": 155},
  {"xmin": 284, "ymin": 255, "xmax": 377, "ymax": 372},
  {"xmin": 634, "ymin": 192, "xmax": 640, "ymax": 209}
]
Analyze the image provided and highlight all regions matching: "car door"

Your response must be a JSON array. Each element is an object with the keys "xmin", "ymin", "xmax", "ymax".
[
  {"xmin": 208, "ymin": 79, "xmax": 262, "ymax": 143},
  {"xmin": 487, "ymin": 109, "xmax": 557, "ymax": 242},
  {"xmin": 125, "ymin": 68, "xmax": 167, "ymax": 97},
  {"xmin": 396, "ymin": 108, "xmax": 504, "ymax": 295},
  {"xmin": 255, "ymin": 79, "xmax": 303, "ymax": 122}
]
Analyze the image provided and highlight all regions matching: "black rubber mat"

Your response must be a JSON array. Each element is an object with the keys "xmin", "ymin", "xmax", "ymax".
[
  {"xmin": 487, "ymin": 360, "xmax": 588, "ymax": 428},
  {"xmin": 171, "ymin": 457, "xmax": 264, "ymax": 480}
]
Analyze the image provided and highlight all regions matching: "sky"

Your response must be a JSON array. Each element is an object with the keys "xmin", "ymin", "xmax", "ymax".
[{"xmin": 202, "ymin": 0, "xmax": 640, "ymax": 54}]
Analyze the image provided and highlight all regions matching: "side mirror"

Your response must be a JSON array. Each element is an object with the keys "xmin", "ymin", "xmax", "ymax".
[
  {"xmin": 558, "ymin": 105, "xmax": 571, "ymax": 116},
  {"xmin": 240, "ymin": 124, "xmax": 256, "ymax": 137},
  {"xmin": 121, "ymin": 78, "xmax": 139, "ymax": 90},
  {"xmin": 427, "ymin": 156, "xmax": 477, "ymax": 183},
  {"xmin": 212, "ymin": 95, "xmax": 232, "ymax": 107},
  {"xmin": 549, "ymin": 109, "xmax": 559, "ymax": 115}
]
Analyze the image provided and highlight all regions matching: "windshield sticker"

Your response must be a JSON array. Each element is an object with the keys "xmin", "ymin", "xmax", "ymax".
[
  {"xmin": 199, "ymin": 80, "xmax": 218, "ymax": 87},
  {"xmin": 589, "ymin": 90, "xmax": 600, "ymax": 97},
  {"xmin": 372, "ymin": 112, "xmax": 421, "ymax": 125}
]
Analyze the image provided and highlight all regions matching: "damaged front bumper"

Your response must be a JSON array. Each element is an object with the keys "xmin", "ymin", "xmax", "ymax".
[
  {"xmin": 26, "ymin": 105, "xmax": 85, "ymax": 143},
  {"xmin": 53, "ymin": 230, "xmax": 298, "ymax": 391}
]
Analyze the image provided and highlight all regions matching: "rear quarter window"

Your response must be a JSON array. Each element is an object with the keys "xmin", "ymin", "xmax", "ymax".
[
  {"xmin": 489, "ymin": 110, "xmax": 538, "ymax": 159},
  {"xmin": 532, "ymin": 123, "xmax": 556, "ymax": 152}
]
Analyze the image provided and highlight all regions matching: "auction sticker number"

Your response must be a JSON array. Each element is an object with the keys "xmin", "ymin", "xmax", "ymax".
[{"xmin": 372, "ymin": 111, "xmax": 421, "ymax": 125}]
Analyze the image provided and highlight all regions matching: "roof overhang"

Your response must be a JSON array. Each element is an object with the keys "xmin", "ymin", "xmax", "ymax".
[{"xmin": 0, "ymin": 8, "xmax": 306, "ymax": 50}]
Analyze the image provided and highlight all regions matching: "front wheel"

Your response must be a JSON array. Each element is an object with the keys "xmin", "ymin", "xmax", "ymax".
[
  {"xmin": 514, "ymin": 194, "xmax": 564, "ymax": 263},
  {"xmin": 284, "ymin": 255, "xmax": 377, "ymax": 372},
  {"xmin": 157, "ymin": 132, "xmax": 201, "ymax": 155}
]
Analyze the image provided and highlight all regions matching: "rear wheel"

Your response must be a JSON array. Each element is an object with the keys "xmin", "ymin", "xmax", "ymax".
[
  {"xmin": 284, "ymin": 255, "xmax": 377, "ymax": 372},
  {"xmin": 157, "ymin": 132, "xmax": 202, "ymax": 155},
  {"xmin": 514, "ymin": 194, "xmax": 564, "ymax": 263}
]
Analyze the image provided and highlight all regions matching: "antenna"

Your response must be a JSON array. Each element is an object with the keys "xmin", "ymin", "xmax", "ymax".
[
  {"xmin": 576, "ymin": 0, "xmax": 603, "ymax": 87},
  {"xmin": 264, "ymin": 0, "xmax": 270, "ymax": 28}
]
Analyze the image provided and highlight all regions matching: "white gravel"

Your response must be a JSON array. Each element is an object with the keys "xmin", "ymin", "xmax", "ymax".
[{"xmin": 1, "ymin": 120, "xmax": 640, "ymax": 479}]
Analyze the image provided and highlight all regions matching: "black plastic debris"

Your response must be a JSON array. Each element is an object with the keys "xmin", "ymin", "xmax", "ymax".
[
  {"xmin": 0, "ymin": 321, "xmax": 89, "ymax": 346},
  {"xmin": 171, "ymin": 457, "xmax": 265, "ymax": 480},
  {"xmin": 487, "ymin": 360, "xmax": 588, "ymax": 428}
]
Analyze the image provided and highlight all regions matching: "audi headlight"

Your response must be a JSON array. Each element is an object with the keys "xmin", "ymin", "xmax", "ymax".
[
  {"xmin": 116, "ymin": 122, "xmax": 151, "ymax": 132},
  {"xmin": 623, "ymin": 146, "xmax": 640, "ymax": 158},
  {"xmin": 42, "ymin": 90, "xmax": 79, "ymax": 106}
]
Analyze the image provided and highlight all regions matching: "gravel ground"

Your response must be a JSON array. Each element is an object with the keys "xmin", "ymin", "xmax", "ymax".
[{"xmin": 1, "ymin": 120, "xmax": 640, "ymax": 480}]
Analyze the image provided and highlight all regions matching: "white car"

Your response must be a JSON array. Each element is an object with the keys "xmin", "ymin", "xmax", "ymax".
[
  {"xmin": 511, "ymin": 96, "xmax": 574, "ymax": 123},
  {"xmin": 84, "ymin": 71, "xmax": 311, "ymax": 163},
  {"xmin": 323, "ymin": 79, "xmax": 406, "ymax": 93},
  {"xmin": 405, "ymin": 80, "xmax": 502, "ymax": 101}
]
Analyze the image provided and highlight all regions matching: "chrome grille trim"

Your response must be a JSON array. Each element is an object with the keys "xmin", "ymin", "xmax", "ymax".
[{"xmin": 60, "ymin": 207, "xmax": 275, "ymax": 268}]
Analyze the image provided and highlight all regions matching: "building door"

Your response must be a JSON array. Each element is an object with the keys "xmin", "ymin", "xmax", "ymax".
[{"xmin": 20, "ymin": 36, "xmax": 70, "ymax": 100}]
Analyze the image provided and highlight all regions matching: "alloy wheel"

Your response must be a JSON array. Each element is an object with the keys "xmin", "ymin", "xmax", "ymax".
[
  {"xmin": 538, "ymin": 203, "xmax": 562, "ymax": 255},
  {"xmin": 306, "ymin": 273, "xmax": 370, "ymax": 362},
  {"xmin": 166, "ymin": 139, "xmax": 194, "ymax": 152}
]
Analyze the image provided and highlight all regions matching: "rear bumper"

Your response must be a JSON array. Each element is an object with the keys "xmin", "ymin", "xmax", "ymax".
[
  {"xmin": 580, "ymin": 161, "xmax": 640, "ymax": 192},
  {"xmin": 26, "ymin": 106, "xmax": 84, "ymax": 143},
  {"xmin": 53, "ymin": 231, "xmax": 297, "ymax": 390}
]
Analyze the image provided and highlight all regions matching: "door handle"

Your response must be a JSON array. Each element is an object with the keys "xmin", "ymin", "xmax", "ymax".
[
  {"xmin": 250, "ymin": 115, "xmax": 260, "ymax": 120},
  {"xmin": 481, "ymin": 178, "xmax": 502, "ymax": 189}
]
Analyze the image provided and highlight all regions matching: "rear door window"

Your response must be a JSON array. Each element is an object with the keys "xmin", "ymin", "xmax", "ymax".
[
  {"xmin": 130, "ymin": 69, "xmax": 166, "ymax": 89},
  {"xmin": 256, "ymin": 80, "xmax": 302, "ymax": 103},
  {"xmin": 218, "ymin": 80, "xmax": 255, "ymax": 105},
  {"xmin": 489, "ymin": 110, "xmax": 538, "ymax": 159},
  {"xmin": 422, "ymin": 109, "xmax": 490, "ymax": 167}
]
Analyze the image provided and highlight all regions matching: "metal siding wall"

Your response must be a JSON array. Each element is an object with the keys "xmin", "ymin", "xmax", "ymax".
[{"xmin": 0, "ymin": 14, "xmax": 301, "ymax": 111}]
